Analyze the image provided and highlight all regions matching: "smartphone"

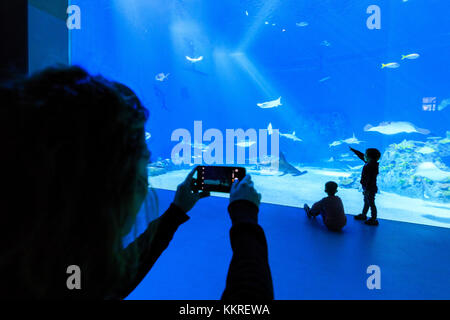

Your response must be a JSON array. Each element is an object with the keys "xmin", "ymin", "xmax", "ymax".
[{"xmin": 192, "ymin": 166, "xmax": 246, "ymax": 193}]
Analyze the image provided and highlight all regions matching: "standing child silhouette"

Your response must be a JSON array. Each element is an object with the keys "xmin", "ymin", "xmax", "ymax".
[{"xmin": 349, "ymin": 147, "xmax": 381, "ymax": 226}]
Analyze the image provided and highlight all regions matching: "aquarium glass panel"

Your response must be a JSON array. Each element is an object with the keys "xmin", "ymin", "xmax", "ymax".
[{"xmin": 71, "ymin": 0, "xmax": 450, "ymax": 228}]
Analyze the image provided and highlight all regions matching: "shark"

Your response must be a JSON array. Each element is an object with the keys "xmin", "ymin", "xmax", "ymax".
[
  {"xmin": 257, "ymin": 97, "xmax": 282, "ymax": 109},
  {"xmin": 181, "ymin": 140, "xmax": 210, "ymax": 153},
  {"xmin": 341, "ymin": 133, "xmax": 364, "ymax": 145},
  {"xmin": 280, "ymin": 131, "xmax": 302, "ymax": 142},
  {"xmin": 236, "ymin": 140, "xmax": 257, "ymax": 148},
  {"xmin": 277, "ymin": 152, "xmax": 308, "ymax": 176},
  {"xmin": 364, "ymin": 121, "xmax": 430, "ymax": 135},
  {"xmin": 253, "ymin": 152, "xmax": 307, "ymax": 176},
  {"xmin": 267, "ymin": 122, "xmax": 273, "ymax": 136},
  {"xmin": 347, "ymin": 164, "xmax": 364, "ymax": 170},
  {"xmin": 267, "ymin": 123, "xmax": 273, "ymax": 135},
  {"xmin": 329, "ymin": 140, "xmax": 342, "ymax": 147}
]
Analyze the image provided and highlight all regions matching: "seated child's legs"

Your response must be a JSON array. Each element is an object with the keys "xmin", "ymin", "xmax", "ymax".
[
  {"xmin": 326, "ymin": 224, "xmax": 343, "ymax": 232},
  {"xmin": 309, "ymin": 207, "xmax": 322, "ymax": 217}
]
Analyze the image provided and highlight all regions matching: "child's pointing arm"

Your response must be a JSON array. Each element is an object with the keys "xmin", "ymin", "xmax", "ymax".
[{"xmin": 349, "ymin": 147, "xmax": 366, "ymax": 162}]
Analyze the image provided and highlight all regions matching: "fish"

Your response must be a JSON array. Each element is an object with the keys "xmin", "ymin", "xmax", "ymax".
[
  {"xmin": 401, "ymin": 53, "xmax": 420, "ymax": 60},
  {"xmin": 282, "ymin": 29, "xmax": 286, "ymax": 32},
  {"xmin": 155, "ymin": 73, "xmax": 170, "ymax": 81},
  {"xmin": 277, "ymin": 152, "xmax": 307, "ymax": 176},
  {"xmin": 245, "ymin": 10, "xmax": 249, "ymax": 16},
  {"xmin": 415, "ymin": 162, "xmax": 450, "ymax": 181},
  {"xmin": 319, "ymin": 76, "xmax": 331, "ymax": 83},
  {"xmin": 145, "ymin": 132, "xmax": 151, "ymax": 140},
  {"xmin": 341, "ymin": 133, "xmax": 364, "ymax": 145},
  {"xmin": 438, "ymin": 98, "xmax": 450, "ymax": 111},
  {"xmin": 257, "ymin": 97, "xmax": 282, "ymax": 109},
  {"xmin": 321, "ymin": 40, "xmax": 331, "ymax": 47},
  {"xmin": 364, "ymin": 121, "xmax": 430, "ymax": 135},
  {"xmin": 265, "ymin": 21, "xmax": 269, "ymax": 25},
  {"xmin": 417, "ymin": 146, "xmax": 435, "ymax": 154},
  {"xmin": 296, "ymin": 22, "xmax": 309, "ymax": 27},
  {"xmin": 280, "ymin": 131, "xmax": 302, "ymax": 142},
  {"xmin": 381, "ymin": 62, "xmax": 400, "ymax": 69},
  {"xmin": 326, "ymin": 157, "xmax": 335, "ymax": 162},
  {"xmin": 186, "ymin": 56, "xmax": 204, "ymax": 63},
  {"xmin": 236, "ymin": 140, "xmax": 257, "ymax": 148},
  {"xmin": 268, "ymin": 123, "xmax": 273, "ymax": 135}
]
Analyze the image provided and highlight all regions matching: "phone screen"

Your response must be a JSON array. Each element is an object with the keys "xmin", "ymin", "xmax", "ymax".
[{"xmin": 193, "ymin": 166, "xmax": 246, "ymax": 193}]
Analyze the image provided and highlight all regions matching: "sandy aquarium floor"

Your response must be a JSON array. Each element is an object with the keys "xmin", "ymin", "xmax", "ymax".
[{"xmin": 148, "ymin": 167, "xmax": 450, "ymax": 229}]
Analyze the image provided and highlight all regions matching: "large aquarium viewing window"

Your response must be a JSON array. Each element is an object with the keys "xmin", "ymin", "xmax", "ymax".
[{"xmin": 70, "ymin": 0, "xmax": 450, "ymax": 228}]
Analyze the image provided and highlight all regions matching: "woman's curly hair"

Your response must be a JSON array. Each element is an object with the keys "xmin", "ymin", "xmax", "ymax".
[{"xmin": 0, "ymin": 65, "xmax": 154, "ymax": 299}]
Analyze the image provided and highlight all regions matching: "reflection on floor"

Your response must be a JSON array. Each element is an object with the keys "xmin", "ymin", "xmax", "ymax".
[
  {"xmin": 148, "ymin": 168, "xmax": 450, "ymax": 229},
  {"xmin": 126, "ymin": 188, "xmax": 450, "ymax": 300}
]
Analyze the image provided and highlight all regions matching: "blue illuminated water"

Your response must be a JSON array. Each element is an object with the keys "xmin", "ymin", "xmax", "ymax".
[{"xmin": 71, "ymin": 0, "xmax": 450, "ymax": 228}]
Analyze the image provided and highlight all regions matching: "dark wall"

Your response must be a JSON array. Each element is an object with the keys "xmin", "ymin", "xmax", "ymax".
[
  {"xmin": 0, "ymin": 1, "xmax": 28, "ymax": 80},
  {"xmin": 28, "ymin": 1, "xmax": 69, "ymax": 74}
]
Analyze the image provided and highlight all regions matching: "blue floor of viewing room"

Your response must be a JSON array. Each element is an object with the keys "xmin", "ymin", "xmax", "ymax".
[{"xmin": 126, "ymin": 189, "xmax": 450, "ymax": 300}]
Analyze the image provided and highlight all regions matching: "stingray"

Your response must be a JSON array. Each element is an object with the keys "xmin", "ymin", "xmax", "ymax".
[
  {"xmin": 415, "ymin": 162, "xmax": 450, "ymax": 181},
  {"xmin": 364, "ymin": 121, "xmax": 429, "ymax": 135}
]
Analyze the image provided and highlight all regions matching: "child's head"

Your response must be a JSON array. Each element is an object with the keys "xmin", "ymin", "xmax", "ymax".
[
  {"xmin": 325, "ymin": 181, "xmax": 338, "ymax": 196},
  {"xmin": 365, "ymin": 148, "xmax": 381, "ymax": 162}
]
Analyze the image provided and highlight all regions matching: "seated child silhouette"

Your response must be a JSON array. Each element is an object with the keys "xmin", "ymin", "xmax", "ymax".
[
  {"xmin": 349, "ymin": 147, "xmax": 381, "ymax": 226},
  {"xmin": 303, "ymin": 181, "xmax": 347, "ymax": 232}
]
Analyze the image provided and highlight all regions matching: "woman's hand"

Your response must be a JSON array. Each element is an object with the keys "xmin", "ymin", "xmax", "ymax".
[
  {"xmin": 173, "ymin": 167, "xmax": 210, "ymax": 213},
  {"xmin": 229, "ymin": 175, "xmax": 261, "ymax": 208}
]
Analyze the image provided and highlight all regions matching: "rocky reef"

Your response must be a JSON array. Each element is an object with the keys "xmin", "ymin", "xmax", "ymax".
[{"xmin": 338, "ymin": 131, "xmax": 450, "ymax": 203}]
